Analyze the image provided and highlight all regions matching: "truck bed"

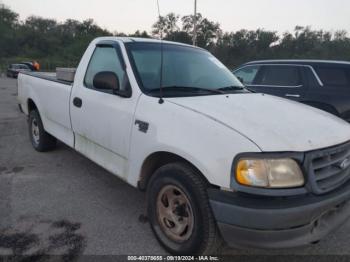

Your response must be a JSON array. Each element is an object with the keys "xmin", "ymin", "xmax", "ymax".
[
  {"xmin": 20, "ymin": 71, "xmax": 73, "ymax": 86},
  {"xmin": 18, "ymin": 70, "xmax": 75, "ymax": 147}
]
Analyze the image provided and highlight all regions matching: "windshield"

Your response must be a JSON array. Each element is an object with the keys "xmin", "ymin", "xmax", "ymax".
[
  {"xmin": 12, "ymin": 64, "xmax": 29, "ymax": 70},
  {"xmin": 125, "ymin": 42, "xmax": 246, "ymax": 97}
]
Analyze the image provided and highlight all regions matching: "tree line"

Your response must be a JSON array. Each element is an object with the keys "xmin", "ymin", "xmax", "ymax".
[{"xmin": 1, "ymin": 4, "xmax": 350, "ymax": 72}]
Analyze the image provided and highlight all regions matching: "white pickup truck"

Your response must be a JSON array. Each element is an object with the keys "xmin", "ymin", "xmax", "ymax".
[{"xmin": 18, "ymin": 37, "xmax": 350, "ymax": 255}]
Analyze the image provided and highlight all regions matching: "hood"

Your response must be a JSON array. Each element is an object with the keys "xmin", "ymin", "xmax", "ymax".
[{"xmin": 167, "ymin": 93, "xmax": 350, "ymax": 152}]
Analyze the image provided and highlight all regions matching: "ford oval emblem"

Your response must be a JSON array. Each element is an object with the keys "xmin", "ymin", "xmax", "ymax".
[{"xmin": 339, "ymin": 158, "xmax": 350, "ymax": 170}]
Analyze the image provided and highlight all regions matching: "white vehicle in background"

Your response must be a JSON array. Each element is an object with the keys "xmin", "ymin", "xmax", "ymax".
[{"xmin": 18, "ymin": 37, "xmax": 350, "ymax": 255}]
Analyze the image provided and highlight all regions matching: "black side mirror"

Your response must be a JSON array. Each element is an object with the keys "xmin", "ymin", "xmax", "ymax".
[{"xmin": 93, "ymin": 71, "xmax": 120, "ymax": 92}]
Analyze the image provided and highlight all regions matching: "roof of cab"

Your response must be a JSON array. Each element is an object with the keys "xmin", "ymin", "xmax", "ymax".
[{"xmin": 94, "ymin": 36, "xmax": 204, "ymax": 50}]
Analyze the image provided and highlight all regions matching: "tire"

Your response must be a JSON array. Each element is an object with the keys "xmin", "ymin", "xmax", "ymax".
[
  {"xmin": 147, "ymin": 162, "xmax": 222, "ymax": 255},
  {"xmin": 28, "ymin": 110, "xmax": 57, "ymax": 152}
]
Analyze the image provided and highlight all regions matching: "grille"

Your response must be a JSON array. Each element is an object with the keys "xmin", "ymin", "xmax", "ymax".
[{"xmin": 306, "ymin": 141, "xmax": 350, "ymax": 195}]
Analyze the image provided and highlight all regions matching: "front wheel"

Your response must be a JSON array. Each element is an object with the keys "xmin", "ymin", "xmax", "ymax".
[
  {"xmin": 147, "ymin": 163, "xmax": 222, "ymax": 255},
  {"xmin": 28, "ymin": 110, "xmax": 57, "ymax": 152}
]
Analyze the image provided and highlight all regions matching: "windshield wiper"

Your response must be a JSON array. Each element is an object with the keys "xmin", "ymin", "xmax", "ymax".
[
  {"xmin": 148, "ymin": 86, "xmax": 225, "ymax": 95},
  {"xmin": 219, "ymin": 85, "xmax": 254, "ymax": 93},
  {"xmin": 218, "ymin": 86, "xmax": 245, "ymax": 91}
]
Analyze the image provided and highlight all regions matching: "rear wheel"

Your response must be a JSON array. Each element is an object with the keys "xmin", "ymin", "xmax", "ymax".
[
  {"xmin": 147, "ymin": 163, "xmax": 222, "ymax": 255},
  {"xmin": 28, "ymin": 110, "xmax": 57, "ymax": 152}
]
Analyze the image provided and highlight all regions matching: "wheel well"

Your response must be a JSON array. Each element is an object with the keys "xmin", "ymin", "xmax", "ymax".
[
  {"xmin": 138, "ymin": 152, "xmax": 209, "ymax": 191},
  {"xmin": 28, "ymin": 99, "xmax": 37, "ymax": 113}
]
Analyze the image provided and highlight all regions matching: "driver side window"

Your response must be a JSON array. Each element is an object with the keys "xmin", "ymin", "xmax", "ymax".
[
  {"xmin": 234, "ymin": 65, "xmax": 260, "ymax": 85},
  {"xmin": 84, "ymin": 46, "xmax": 126, "ymax": 93}
]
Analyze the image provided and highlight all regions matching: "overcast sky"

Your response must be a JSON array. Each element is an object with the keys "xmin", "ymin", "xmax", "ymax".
[{"xmin": 2, "ymin": 0, "xmax": 350, "ymax": 34}]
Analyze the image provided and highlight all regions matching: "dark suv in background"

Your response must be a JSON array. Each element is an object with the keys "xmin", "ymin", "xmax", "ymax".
[
  {"xmin": 6, "ymin": 63, "xmax": 31, "ymax": 78},
  {"xmin": 233, "ymin": 60, "xmax": 350, "ymax": 122}
]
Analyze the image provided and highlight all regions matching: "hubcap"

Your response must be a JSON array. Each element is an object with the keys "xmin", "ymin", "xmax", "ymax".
[
  {"xmin": 156, "ymin": 185, "xmax": 194, "ymax": 243},
  {"xmin": 31, "ymin": 118, "xmax": 40, "ymax": 145}
]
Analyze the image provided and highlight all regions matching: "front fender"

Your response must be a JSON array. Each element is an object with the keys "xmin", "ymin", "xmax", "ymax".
[{"xmin": 127, "ymin": 95, "xmax": 261, "ymax": 188}]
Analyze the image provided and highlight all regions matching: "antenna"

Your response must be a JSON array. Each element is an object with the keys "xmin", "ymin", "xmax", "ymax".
[
  {"xmin": 193, "ymin": 0, "xmax": 197, "ymax": 46},
  {"xmin": 156, "ymin": 0, "xmax": 164, "ymax": 104}
]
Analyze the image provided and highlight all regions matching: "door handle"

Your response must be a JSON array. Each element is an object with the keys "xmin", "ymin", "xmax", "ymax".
[
  {"xmin": 285, "ymin": 94, "xmax": 300, "ymax": 98},
  {"xmin": 73, "ymin": 97, "xmax": 82, "ymax": 108}
]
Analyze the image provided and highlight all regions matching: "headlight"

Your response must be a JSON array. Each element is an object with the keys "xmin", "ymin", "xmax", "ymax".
[{"xmin": 236, "ymin": 158, "xmax": 304, "ymax": 188}]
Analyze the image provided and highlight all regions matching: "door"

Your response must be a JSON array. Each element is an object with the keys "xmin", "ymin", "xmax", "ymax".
[
  {"xmin": 236, "ymin": 64, "xmax": 307, "ymax": 102},
  {"xmin": 70, "ymin": 42, "xmax": 136, "ymax": 179},
  {"xmin": 307, "ymin": 65, "xmax": 350, "ymax": 121}
]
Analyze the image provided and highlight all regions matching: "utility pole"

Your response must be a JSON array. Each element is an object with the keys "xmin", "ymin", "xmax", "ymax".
[{"xmin": 193, "ymin": 0, "xmax": 197, "ymax": 46}]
